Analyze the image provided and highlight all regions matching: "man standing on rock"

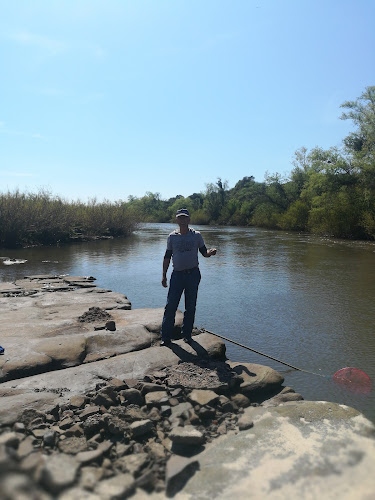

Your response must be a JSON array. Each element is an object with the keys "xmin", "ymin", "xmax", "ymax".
[{"xmin": 160, "ymin": 208, "xmax": 216, "ymax": 346}]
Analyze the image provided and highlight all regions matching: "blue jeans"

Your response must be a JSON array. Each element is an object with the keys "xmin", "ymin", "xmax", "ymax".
[{"xmin": 161, "ymin": 267, "xmax": 201, "ymax": 341}]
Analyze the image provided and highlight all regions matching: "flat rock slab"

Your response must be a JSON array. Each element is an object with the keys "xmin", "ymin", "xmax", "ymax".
[
  {"xmin": 0, "ymin": 335, "xmax": 225, "ymax": 426},
  {"xmin": 0, "ymin": 277, "xmax": 185, "ymax": 383},
  {"xmin": 182, "ymin": 400, "xmax": 375, "ymax": 499}
]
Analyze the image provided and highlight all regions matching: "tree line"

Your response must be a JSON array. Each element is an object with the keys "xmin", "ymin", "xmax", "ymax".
[
  {"xmin": 129, "ymin": 86, "xmax": 375, "ymax": 240},
  {"xmin": 1, "ymin": 86, "xmax": 374, "ymax": 248}
]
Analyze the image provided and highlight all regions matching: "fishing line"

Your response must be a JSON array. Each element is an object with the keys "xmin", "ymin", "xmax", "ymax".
[{"xmin": 200, "ymin": 328, "xmax": 372, "ymax": 393}]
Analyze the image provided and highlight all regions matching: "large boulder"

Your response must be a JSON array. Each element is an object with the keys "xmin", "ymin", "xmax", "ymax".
[
  {"xmin": 181, "ymin": 400, "xmax": 375, "ymax": 499},
  {"xmin": 228, "ymin": 361, "xmax": 284, "ymax": 397}
]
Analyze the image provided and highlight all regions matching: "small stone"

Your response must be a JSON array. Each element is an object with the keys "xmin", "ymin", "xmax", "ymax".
[
  {"xmin": 43, "ymin": 430, "xmax": 56, "ymax": 447},
  {"xmin": 79, "ymin": 406, "xmax": 101, "ymax": 420},
  {"xmin": 238, "ymin": 413, "xmax": 254, "ymax": 431},
  {"xmin": 198, "ymin": 406, "xmax": 216, "ymax": 420},
  {"xmin": 69, "ymin": 396, "xmax": 87, "ymax": 409},
  {"xmin": 231, "ymin": 393, "xmax": 251, "ymax": 409},
  {"xmin": 59, "ymin": 417, "xmax": 75, "ymax": 429},
  {"xmin": 17, "ymin": 437, "xmax": 36, "ymax": 459},
  {"xmin": 169, "ymin": 397, "xmax": 180, "ymax": 406},
  {"xmin": 171, "ymin": 388, "xmax": 183, "ymax": 398},
  {"xmin": 58, "ymin": 437, "xmax": 88, "ymax": 454},
  {"xmin": 65, "ymin": 423, "xmax": 84, "ymax": 437},
  {"xmin": 1, "ymin": 472, "xmax": 37, "ymax": 500},
  {"xmin": 41, "ymin": 453, "xmax": 79, "ymax": 493},
  {"xmin": 169, "ymin": 425, "xmax": 205, "ymax": 446},
  {"xmin": 95, "ymin": 473, "xmax": 135, "ymax": 499},
  {"xmin": 32, "ymin": 429, "xmax": 47, "ymax": 439},
  {"xmin": 160, "ymin": 405, "xmax": 172, "ymax": 417},
  {"xmin": 105, "ymin": 320, "xmax": 116, "ymax": 331},
  {"xmin": 217, "ymin": 423, "xmax": 227, "ymax": 435},
  {"xmin": 115, "ymin": 453, "xmax": 149, "ymax": 476},
  {"xmin": 147, "ymin": 441, "xmax": 166, "ymax": 459},
  {"xmin": 148, "ymin": 407, "xmax": 161, "ymax": 421},
  {"xmin": 108, "ymin": 378, "xmax": 127, "ymax": 390},
  {"xmin": 116, "ymin": 442, "xmax": 133, "ymax": 458},
  {"xmin": 13, "ymin": 422, "xmax": 26, "ymax": 433},
  {"xmin": 76, "ymin": 448, "xmax": 105, "ymax": 465},
  {"xmin": 124, "ymin": 378, "xmax": 138, "ymax": 388},
  {"xmin": 0, "ymin": 432, "xmax": 20, "ymax": 448},
  {"xmin": 130, "ymin": 419, "xmax": 154, "ymax": 438},
  {"xmin": 188, "ymin": 389, "xmax": 220, "ymax": 407},
  {"xmin": 80, "ymin": 466, "xmax": 104, "ymax": 491},
  {"xmin": 169, "ymin": 402, "xmax": 193, "ymax": 423},
  {"xmin": 140, "ymin": 382, "xmax": 165, "ymax": 395},
  {"xmin": 20, "ymin": 409, "xmax": 46, "ymax": 427},
  {"xmin": 145, "ymin": 391, "xmax": 169, "ymax": 407},
  {"xmin": 152, "ymin": 371, "xmax": 167, "ymax": 380},
  {"xmin": 123, "ymin": 388, "xmax": 144, "ymax": 406},
  {"xmin": 20, "ymin": 451, "xmax": 45, "ymax": 474}
]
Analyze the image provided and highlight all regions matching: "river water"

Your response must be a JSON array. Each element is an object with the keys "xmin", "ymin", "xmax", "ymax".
[{"xmin": 1, "ymin": 223, "xmax": 375, "ymax": 423}]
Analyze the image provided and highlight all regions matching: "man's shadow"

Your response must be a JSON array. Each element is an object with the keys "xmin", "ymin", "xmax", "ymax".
[{"xmin": 168, "ymin": 339, "xmax": 209, "ymax": 362}]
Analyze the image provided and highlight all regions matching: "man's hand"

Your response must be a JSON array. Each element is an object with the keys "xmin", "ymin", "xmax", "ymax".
[
  {"xmin": 162, "ymin": 276, "xmax": 168, "ymax": 288},
  {"xmin": 207, "ymin": 248, "xmax": 217, "ymax": 257}
]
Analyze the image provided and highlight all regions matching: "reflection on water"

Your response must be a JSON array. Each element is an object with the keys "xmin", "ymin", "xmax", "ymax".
[{"xmin": 1, "ymin": 224, "xmax": 375, "ymax": 423}]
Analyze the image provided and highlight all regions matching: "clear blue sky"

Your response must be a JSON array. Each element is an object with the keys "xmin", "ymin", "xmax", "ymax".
[{"xmin": 1, "ymin": 0, "xmax": 374, "ymax": 202}]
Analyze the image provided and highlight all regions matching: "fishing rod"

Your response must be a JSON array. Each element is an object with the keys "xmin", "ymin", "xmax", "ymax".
[{"xmin": 200, "ymin": 328, "xmax": 372, "ymax": 393}]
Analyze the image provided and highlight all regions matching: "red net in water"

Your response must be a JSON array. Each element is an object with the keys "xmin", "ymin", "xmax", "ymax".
[{"xmin": 332, "ymin": 367, "xmax": 372, "ymax": 394}]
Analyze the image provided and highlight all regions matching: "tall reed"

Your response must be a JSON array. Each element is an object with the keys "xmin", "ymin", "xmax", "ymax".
[{"xmin": 0, "ymin": 189, "xmax": 139, "ymax": 248}]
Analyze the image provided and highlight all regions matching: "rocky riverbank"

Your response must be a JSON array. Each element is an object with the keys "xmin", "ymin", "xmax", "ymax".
[{"xmin": 1, "ymin": 275, "xmax": 375, "ymax": 499}]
